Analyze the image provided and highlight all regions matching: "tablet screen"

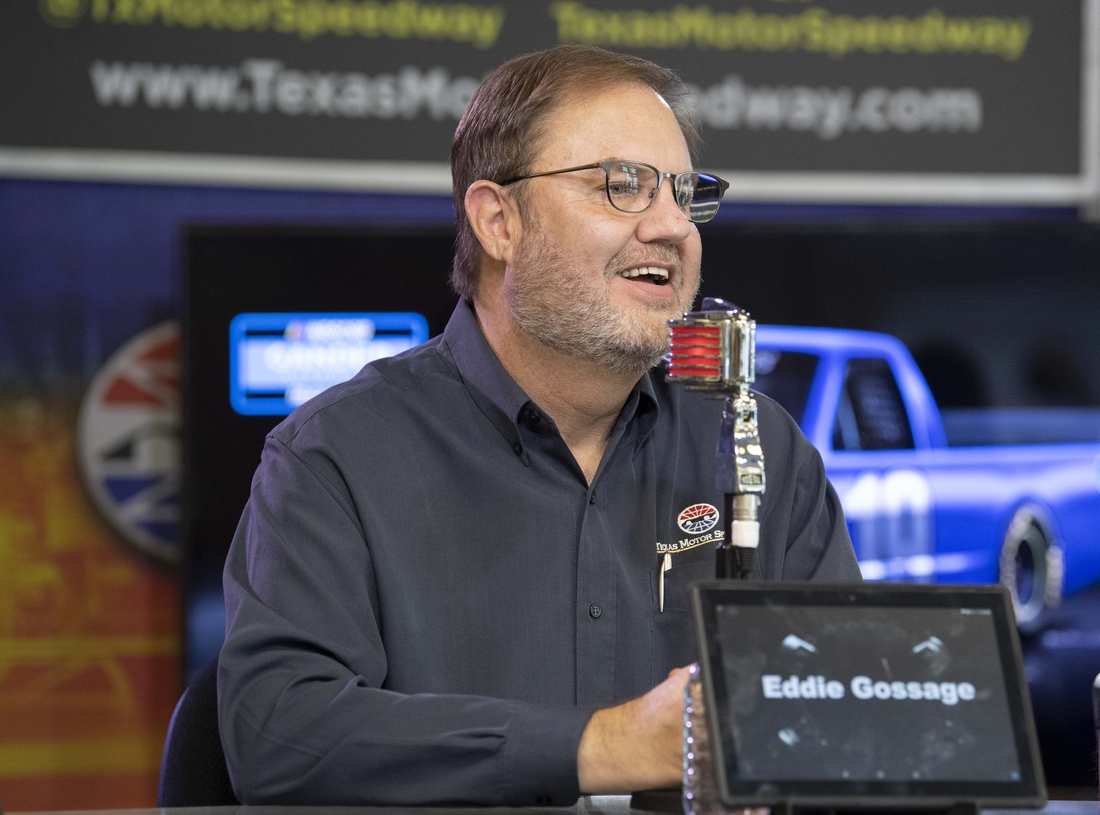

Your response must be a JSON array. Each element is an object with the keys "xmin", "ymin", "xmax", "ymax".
[{"xmin": 695, "ymin": 584, "xmax": 1044, "ymax": 805}]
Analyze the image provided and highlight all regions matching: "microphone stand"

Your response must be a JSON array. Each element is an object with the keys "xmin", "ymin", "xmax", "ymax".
[
  {"xmin": 630, "ymin": 299, "xmax": 767, "ymax": 815},
  {"xmin": 716, "ymin": 385, "xmax": 764, "ymax": 579}
]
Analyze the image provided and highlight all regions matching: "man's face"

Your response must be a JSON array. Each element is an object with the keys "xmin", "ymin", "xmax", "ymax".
[{"xmin": 504, "ymin": 82, "xmax": 703, "ymax": 376}]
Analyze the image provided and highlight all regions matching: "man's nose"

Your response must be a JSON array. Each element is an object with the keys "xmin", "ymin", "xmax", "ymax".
[{"xmin": 636, "ymin": 178, "xmax": 695, "ymax": 244}]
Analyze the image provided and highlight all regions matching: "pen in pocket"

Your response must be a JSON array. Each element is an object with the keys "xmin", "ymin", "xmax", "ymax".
[{"xmin": 659, "ymin": 553, "xmax": 672, "ymax": 612}]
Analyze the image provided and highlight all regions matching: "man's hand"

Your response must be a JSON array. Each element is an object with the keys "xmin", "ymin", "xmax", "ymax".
[{"xmin": 577, "ymin": 666, "xmax": 692, "ymax": 793}]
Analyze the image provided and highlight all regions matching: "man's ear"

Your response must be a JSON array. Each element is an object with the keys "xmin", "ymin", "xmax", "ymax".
[{"xmin": 465, "ymin": 180, "xmax": 522, "ymax": 265}]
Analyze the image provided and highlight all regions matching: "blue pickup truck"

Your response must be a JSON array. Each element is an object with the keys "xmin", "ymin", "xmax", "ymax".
[{"xmin": 752, "ymin": 327, "xmax": 1100, "ymax": 629}]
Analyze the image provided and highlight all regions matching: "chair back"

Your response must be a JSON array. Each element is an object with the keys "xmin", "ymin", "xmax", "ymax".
[{"xmin": 157, "ymin": 656, "xmax": 240, "ymax": 806}]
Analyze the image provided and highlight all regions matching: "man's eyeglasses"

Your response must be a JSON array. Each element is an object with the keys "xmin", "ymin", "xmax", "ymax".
[{"xmin": 499, "ymin": 160, "xmax": 730, "ymax": 224}]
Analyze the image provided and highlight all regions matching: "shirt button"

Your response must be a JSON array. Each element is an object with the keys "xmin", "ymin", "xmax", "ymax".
[
  {"xmin": 589, "ymin": 603, "xmax": 602, "ymax": 618},
  {"xmin": 589, "ymin": 490, "xmax": 597, "ymax": 505},
  {"xmin": 512, "ymin": 441, "xmax": 523, "ymax": 456},
  {"xmin": 527, "ymin": 409, "xmax": 541, "ymax": 424}
]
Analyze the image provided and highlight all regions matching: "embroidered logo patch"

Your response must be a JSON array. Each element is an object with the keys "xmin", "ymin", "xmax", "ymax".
[{"xmin": 677, "ymin": 503, "xmax": 719, "ymax": 535}]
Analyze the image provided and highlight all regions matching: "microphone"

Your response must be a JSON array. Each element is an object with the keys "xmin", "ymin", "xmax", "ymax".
[{"xmin": 667, "ymin": 297, "xmax": 764, "ymax": 580}]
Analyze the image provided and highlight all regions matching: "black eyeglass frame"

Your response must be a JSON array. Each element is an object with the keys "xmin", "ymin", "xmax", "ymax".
[{"xmin": 497, "ymin": 160, "xmax": 730, "ymax": 224}]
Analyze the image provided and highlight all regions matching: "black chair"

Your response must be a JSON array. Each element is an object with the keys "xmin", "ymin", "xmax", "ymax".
[{"xmin": 158, "ymin": 656, "xmax": 240, "ymax": 806}]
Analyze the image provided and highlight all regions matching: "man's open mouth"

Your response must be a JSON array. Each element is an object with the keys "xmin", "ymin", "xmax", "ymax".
[{"xmin": 617, "ymin": 266, "xmax": 670, "ymax": 286}]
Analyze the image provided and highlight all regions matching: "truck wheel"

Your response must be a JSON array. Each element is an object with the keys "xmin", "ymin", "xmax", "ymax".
[{"xmin": 999, "ymin": 505, "xmax": 1064, "ymax": 633}]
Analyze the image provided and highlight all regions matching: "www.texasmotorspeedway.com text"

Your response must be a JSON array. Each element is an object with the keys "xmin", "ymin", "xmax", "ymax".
[{"xmin": 87, "ymin": 59, "xmax": 984, "ymax": 139}]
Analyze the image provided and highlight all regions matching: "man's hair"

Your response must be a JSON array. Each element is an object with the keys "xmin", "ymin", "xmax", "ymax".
[{"xmin": 449, "ymin": 44, "xmax": 701, "ymax": 301}]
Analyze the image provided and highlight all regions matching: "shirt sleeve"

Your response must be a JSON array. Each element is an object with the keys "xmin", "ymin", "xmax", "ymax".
[
  {"xmin": 756, "ymin": 398, "xmax": 864, "ymax": 583},
  {"xmin": 218, "ymin": 433, "xmax": 595, "ymax": 806}
]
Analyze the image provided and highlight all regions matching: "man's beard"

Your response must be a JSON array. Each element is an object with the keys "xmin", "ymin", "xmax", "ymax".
[{"xmin": 506, "ymin": 218, "xmax": 700, "ymax": 378}]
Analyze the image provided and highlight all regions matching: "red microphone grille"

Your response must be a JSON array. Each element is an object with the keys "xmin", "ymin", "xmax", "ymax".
[{"xmin": 668, "ymin": 325, "xmax": 721, "ymax": 378}]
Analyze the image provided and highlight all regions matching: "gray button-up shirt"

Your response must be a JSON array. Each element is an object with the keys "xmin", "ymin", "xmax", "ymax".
[{"xmin": 219, "ymin": 300, "xmax": 861, "ymax": 807}]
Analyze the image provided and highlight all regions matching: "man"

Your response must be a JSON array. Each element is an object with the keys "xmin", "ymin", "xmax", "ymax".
[{"xmin": 219, "ymin": 45, "xmax": 861, "ymax": 806}]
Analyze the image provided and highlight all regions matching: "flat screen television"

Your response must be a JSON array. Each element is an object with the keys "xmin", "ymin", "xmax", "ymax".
[{"xmin": 183, "ymin": 221, "xmax": 1100, "ymax": 787}]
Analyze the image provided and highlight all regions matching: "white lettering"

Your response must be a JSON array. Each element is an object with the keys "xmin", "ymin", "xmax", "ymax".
[
  {"xmin": 765, "ymin": 674, "xmax": 975, "ymax": 706},
  {"xmin": 781, "ymin": 675, "xmax": 800, "ymax": 699},
  {"xmin": 851, "ymin": 676, "xmax": 874, "ymax": 699},
  {"xmin": 243, "ymin": 59, "xmax": 280, "ymax": 112},
  {"xmin": 687, "ymin": 76, "xmax": 980, "ymax": 140},
  {"xmin": 762, "ymin": 675, "xmax": 782, "ymax": 698},
  {"xmin": 91, "ymin": 58, "xmax": 482, "ymax": 122}
]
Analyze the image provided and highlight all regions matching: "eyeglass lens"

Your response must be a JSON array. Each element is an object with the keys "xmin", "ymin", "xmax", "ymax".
[{"xmin": 606, "ymin": 162, "xmax": 725, "ymax": 223}]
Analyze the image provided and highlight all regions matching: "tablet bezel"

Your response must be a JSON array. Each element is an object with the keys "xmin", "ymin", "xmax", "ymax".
[{"xmin": 692, "ymin": 582, "xmax": 1047, "ymax": 810}]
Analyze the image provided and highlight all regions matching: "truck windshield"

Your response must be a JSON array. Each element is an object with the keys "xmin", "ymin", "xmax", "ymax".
[{"xmin": 753, "ymin": 350, "xmax": 819, "ymax": 424}]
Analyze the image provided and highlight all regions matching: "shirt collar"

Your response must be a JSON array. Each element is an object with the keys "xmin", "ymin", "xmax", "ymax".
[
  {"xmin": 441, "ymin": 299, "xmax": 661, "ymax": 450},
  {"xmin": 631, "ymin": 368, "xmax": 660, "ymax": 455},
  {"xmin": 441, "ymin": 300, "xmax": 532, "ymax": 451}
]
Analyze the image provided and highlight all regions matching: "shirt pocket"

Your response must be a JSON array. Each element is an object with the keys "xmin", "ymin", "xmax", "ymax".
[
  {"xmin": 652, "ymin": 544, "xmax": 715, "ymax": 676},
  {"xmin": 658, "ymin": 544, "xmax": 716, "ymax": 612}
]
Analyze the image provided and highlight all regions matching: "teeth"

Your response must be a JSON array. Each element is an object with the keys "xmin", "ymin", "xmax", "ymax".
[{"xmin": 618, "ymin": 266, "xmax": 670, "ymax": 279}]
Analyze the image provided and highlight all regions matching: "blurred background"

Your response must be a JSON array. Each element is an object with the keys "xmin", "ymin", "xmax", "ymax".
[{"xmin": 1, "ymin": 0, "xmax": 1098, "ymax": 809}]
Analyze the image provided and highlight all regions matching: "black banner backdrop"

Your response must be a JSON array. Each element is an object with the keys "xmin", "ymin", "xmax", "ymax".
[{"xmin": 1, "ymin": 0, "xmax": 1097, "ymax": 202}]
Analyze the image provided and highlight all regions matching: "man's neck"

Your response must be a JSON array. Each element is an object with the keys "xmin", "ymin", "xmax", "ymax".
[{"xmin": 473, "ymin": 300, "xmax": 640, "ymax": 484}]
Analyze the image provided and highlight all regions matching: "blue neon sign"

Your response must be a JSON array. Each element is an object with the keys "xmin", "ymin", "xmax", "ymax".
[{"xmin": 229, "ymin": 312, "xmax": 429, "ymax": 415}]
